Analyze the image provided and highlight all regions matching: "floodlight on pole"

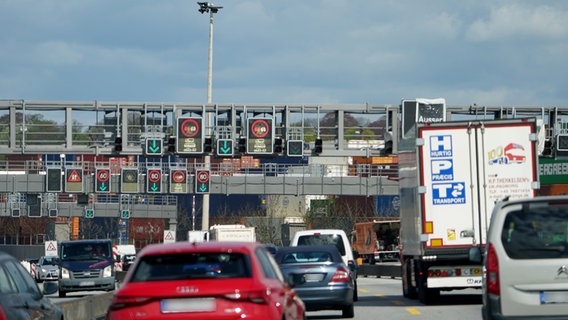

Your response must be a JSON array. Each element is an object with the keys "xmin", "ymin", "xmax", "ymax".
[{"xmin": 197, "ymin": 1, "xmax": 222, "ymax": 232}]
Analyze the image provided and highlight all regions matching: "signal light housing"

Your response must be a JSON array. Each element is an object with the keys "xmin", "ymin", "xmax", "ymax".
[
  {"xmin": 274, "ymin": 137, "xmax": 283, "ymax": 154},
  {"xmin": 167, "ymin": 137, "xmax": 176, "ymax": 153},
  {"xmin": 314, "ymin": 138, "xmax": 323, "ymax": 154},
  {"xmin": 238, "ymin": 137, "xmax": 247, "ymax": 153},
  {"xmin": 204, "ymin": 138, "xmax": 213, "ymax": 153},
  {"xmin": 114, "ymin": 137, "xmax": 123, "ymax": 152}
]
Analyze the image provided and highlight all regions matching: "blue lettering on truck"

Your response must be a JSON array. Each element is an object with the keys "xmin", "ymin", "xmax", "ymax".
[{"xmin": 428, "ymin": 134, "xmax": 466, "ymax": 205}]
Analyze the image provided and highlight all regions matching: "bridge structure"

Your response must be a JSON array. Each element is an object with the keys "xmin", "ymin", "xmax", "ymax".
[{"xmin": 0, "ymin": 100, "xmax": 567, "ymax": 223}]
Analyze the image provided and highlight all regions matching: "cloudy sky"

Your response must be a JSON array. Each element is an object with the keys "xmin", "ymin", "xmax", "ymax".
[{"xmin": 1, "ymin": 0, "xmax": 567, "ymax": 107}]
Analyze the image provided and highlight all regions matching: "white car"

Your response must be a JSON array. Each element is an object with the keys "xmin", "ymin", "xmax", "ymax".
[{"xmin": 482, "ymin": 196, "xmax": 568, "ymax": 320}]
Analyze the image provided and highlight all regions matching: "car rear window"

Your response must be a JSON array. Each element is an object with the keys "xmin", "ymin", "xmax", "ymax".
[
  {"xmin": 501, "ymin": 206, "xmax": 568, "ymax": 259},
  {"xmin": 130, "ymin": 252, "xmax": 251, "ymax": 282},
  {"xmin": 297, "ymin": 234, "xmax": 346, "ymax": 256},
  {"xmin": 279, "ymin": 251, "xmax": 335, "ymax": 264}
]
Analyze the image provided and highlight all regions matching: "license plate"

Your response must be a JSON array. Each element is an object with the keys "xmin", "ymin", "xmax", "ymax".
[
  {"xmin": 304, "ymin": 273, "xmax": 325, "ymax": 282},
  {"xmin": 161, "ymin": 298, "xmax": 216, "ymax": 313},
  {"xmin": 541, "ymin": 291, "xmax": 568, "ymax": 304},
  {"xmin": 79, "ymin": 281, "xmax": 95, "ymax": 287}
]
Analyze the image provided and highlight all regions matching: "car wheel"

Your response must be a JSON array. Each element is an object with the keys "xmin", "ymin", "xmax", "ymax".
[
  {"xmin": 58, "ymin": 290, "xmax": 66, "ymax": 298},
  {"xmin": 353, "ymin": 280, "xmax": 358, "ymax": 302},
  {"xmin": 342, "ymin": 304, "xmax": 354, "ymax": 318}
]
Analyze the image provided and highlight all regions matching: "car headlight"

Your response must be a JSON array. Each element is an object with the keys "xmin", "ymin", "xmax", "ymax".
[
  {"xmin": 61, "ymin": 267, "xmax": 69, "ymax": 279},
  {"xmin": 103, "ymin": 265, "xmax": 113, "ymax": 278},
  {"xmin": 41, "ymin": 268, "xmax": 47, "ymax": 273}
]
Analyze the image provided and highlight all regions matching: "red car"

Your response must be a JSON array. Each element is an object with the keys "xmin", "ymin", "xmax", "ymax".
[{"xmin": 106, "ymin": 241, "xmax": 306, "ymax": 320}]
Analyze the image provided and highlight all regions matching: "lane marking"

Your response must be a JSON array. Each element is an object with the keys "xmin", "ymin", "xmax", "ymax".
[{"xmin": 406, "ymin": 308, "xmax": 421, "ymax": 315}]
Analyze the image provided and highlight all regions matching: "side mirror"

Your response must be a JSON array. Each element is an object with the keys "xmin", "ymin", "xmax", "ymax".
[
  {"xmin": 43, "ymin": 281, "xmax": 59, "ymax": 295},
  {"xmin": 352, "ymin": 250, "xmax": 359, "ymax": 259}
]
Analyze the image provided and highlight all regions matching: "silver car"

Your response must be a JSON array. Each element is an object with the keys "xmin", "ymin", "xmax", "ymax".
[
  {"xmin": 35, "ymin": 256, "xmax": 59, "ymax": 283},
  {"xmin": 482, "ymin": 196, "xmax": 568, "ymax": 320}
]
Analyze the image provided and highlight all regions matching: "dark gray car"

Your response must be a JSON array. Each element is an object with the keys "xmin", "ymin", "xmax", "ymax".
[
  {"xmin": 275, "ymin": 245, "xmax": 355, "ymax": 318},
  {"xmin": 0, "ymin": 251, "xmax": 63, "ymax": 319}
]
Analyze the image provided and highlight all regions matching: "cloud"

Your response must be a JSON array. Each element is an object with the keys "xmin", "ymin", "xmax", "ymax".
[{"xmin": 467, "ymin": 4, "xmax": 568, "ymax": 41}]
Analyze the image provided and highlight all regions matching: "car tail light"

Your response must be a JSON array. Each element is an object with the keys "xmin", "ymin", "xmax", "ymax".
[
  {"xmin": 486, "ymin": 243, "xmax": 500, "ymax": 296},
  {"xmin": 0, "ymin": 305, "xmax": 7, "ymax": 320},
  {"xmin": 108, "ymin": 295, "xmax": 154, "ymax": 311},
  {"xmin": 224, "ymin": 289, "xmax": 268, "ymax": 304},
  {"xmin": 330, "ymin": 267, "xmax": 350, "ymax": 283}
]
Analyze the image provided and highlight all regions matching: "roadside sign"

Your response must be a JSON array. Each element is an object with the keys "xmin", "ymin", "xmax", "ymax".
[
  {"xmin": 65, "ymin": 167, "xmax": 83, "ymax": 193},
  {"xmin": 177, "ymin": 117, "xmax": 204, "ymax": 154},
  {"xmin": 121, "ymin": 168, "xmax": 139, "ymax": 193},
  {"xmin": 95, "ymin": 168, "xmax": 111, "ymax": 193},
  {"xmin": 247, "ymin": 118, "xmax": 273, "ymax": 154},
  {"xmin": 146, "ymin": 169, "xmax": 162, "ymax": 193},
  {"xmin": 169, "ymin": 169, "xmax": 187, "ymax": 193},
  {"xmin": 163, "ymin": 230, "xmax": 176, "ymax": 243},
  {"xmin": 195, "ymin": 170, "xmax": 210, "ymax": 194},
  {"xmin": 45, "ymin": 241, "xmax": 58, "ymax": 257}
]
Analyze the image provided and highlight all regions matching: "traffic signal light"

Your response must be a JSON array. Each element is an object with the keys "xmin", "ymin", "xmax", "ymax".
[
  {"xmin": 204, "ymin": 138, "xmax": 213, "ymax": 153},
  {"xmin": 315, "ymin": 138, "xmax": 323, "ymax": 154},
  {"xmin": 121, "ymin": 210, "xmax": 130, "ymax": 219},
  {"xmin": 216, "ymin": 139, "xmax": 234, "ymax": 156},
  {"xmin": 114, "ymin": 137, "xmax": 123, "ymax": 152},
  {"xmin": 85, "ymin": 208, "xmax": 95, "ymax": 218},
  {"xmin": 287, "ymin": 140, "xmax": 304, "ymax": 157},
  {"xmin": 238, "ymin": 137, "xmax": 247, "ymax": 153},
  {"xmin": 145, "ymin": 139, "xmax": 163, "ymax": 155},
  {"xmin": 274, "ymin": 137, "xmax": 283, "ymax": 154},
  {"xmin": 167, "ymin": 137, "xmax": 176, "ymax": 153}
]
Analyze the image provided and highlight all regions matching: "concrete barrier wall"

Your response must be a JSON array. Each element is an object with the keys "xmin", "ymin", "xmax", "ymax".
[
  {"xmin": 56, "ymin": 292, "xmax": 113, "ymax": 320},
  {"xmin": 358, "ymin": 263, "xmax": 401, "ymax": 278}
]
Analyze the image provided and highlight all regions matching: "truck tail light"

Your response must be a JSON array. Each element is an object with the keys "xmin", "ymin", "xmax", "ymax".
[{"xmin": 486, "ymin": 244, "xmax": 500, "ymax": 296}]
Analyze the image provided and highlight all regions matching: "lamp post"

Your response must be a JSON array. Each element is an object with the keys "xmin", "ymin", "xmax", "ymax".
[{"xmin": 197, "ymin": 2, "xmax": 222, "ymax": 231}]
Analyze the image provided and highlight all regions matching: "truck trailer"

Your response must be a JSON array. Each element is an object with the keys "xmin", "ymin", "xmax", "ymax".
[{"xmin": 398, "ymin": 118, "xmax": 539, "ymax": 304}]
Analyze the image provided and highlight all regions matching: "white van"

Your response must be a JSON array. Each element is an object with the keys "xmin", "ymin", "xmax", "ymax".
[{"xmin": 290, "ymin": 229, "xmax": 358, "ymax": 301}]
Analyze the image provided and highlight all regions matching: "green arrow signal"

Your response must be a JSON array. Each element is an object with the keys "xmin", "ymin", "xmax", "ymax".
[
  {"xmin": 199, "ymin": 183, "xmax": 208, "ymax": 192},
  {"xmin": 151, "ymin": 183, "xmax": 159, "ymax": 192},
  {"xmin": 148, "ymin": 140, "xmax": 160, "ymax": 153},
  {"xmin": 99, "ymin": 182, "xmax": 107, "ymax": 191},
  {"xmin": 220, "ymin": 140, "xmax": 231, "ymax": 154}
]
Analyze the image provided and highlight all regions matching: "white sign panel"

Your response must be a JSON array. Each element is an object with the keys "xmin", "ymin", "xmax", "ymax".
[
  {"xmin": 163, "ymin": 230, "xmax": 176, "ymax": 243},
  {"xmin": 45, "ymin": 241, "xmax": 58, "ymax": 257}
]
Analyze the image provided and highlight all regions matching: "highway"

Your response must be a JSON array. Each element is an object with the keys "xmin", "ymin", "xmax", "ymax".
[{"xmin": 42, "ymin": 267, "xmax": 485, "ymax": 320}]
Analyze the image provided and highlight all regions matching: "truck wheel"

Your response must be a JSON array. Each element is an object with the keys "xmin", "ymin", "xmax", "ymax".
[
  {"xmin": 417, "ymin": 275, "xmax": 440, "ymax": 305},
  {"xmin": 402, "ymin": 257, "xmax": 417, "ymax": 299}
]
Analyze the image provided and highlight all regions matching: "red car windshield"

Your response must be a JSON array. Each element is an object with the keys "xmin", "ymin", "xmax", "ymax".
[{"xmin": 130, "ymin": 252, "xmax": 252, "ymax": 282}]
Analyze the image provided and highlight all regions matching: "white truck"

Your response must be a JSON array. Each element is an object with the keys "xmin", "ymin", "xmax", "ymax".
[
  {"xmin": 188, "ymin": 225, "xmax": 257, "ymax": 242},
  {"xmin": 398, "ymin": 118, "xmax": 539, "ymax": 304}
]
